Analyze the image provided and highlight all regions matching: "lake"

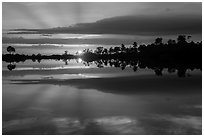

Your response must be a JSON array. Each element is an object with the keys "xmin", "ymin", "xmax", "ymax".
[{"xmin": 2, "ymin": 45, "xmax": 202, "ymax": 135}]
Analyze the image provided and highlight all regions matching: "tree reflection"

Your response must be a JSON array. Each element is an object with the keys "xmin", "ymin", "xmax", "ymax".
[
  {"xmin": 7, "ymin": 63, "xmax": 16, "ymax": 71},
  {"xmin": 3, "ymin": 35, "xmax": 202, "ymax": 77}
]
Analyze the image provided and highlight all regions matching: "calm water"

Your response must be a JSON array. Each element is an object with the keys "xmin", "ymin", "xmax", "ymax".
[{"xmin": 2, "ymin": 46, "xmax": 202, "ymax": 135}]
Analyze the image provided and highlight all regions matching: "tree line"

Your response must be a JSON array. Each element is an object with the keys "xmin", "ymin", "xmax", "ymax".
[{"xmin": 3, "ymin": 35, "xmax": 202, "ymax": 77}]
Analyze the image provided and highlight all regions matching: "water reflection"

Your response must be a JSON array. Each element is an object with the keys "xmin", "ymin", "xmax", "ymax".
[
  {"xmin": 5, "ymin": 57, "xmax": 201, "ymax": 77},
  {"xmin": 3, "ymin": 115, "xmax": 201, "ymax": 135},
  {"xmin": 77, "ymin": 58, "xmax": 83, "ymax": 63},
  {"xmin": 10, "ymin": 74, "xmax": 202, "ymax": 95},
  {"xmin": 2, "ymin": 36, "xmax": 202, "ymax": 135},
  {"xmin": 3, "ymin": 35, "xmax": 202, "ymax": 77},
  {"xmin": 2, "ymin": 75, "xmax": 202, "ymax": 135},
  {"xmin": 7, "ymin": 63, "xmax": 16, "ymax": 71}
]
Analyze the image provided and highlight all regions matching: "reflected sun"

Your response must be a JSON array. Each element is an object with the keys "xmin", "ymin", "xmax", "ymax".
[{"xmin": 78, "ymin": 58, "xmax": 83, "ymax": 63}]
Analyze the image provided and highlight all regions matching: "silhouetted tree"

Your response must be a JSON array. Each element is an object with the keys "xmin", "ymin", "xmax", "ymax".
[
  {"xmin": 133, "ymin": 42, "xmax": 138, "ymax": 48},
  {"xmin": 187, "ymin": 35, "xmax": 192, "ymax": 39},
  {"xmin": 138, "ymin": 44, "xmax": 146, "ymax": 52},
  {"xmin": 155, "ymin": 68, "xmax": 163, "ymax": 76},
  {"xmin": 64, "ymin": 50, "xmax": 68, "ymax": 55},
  {"xmin": 155, "ymin": 38, "xmax": 163, "ymax": 45},
  {"xmin": 177, "ymin": 35, "xmax": 186, "ymax": 44},
  {"xmin": 3, "ymin": 35, "xmax": 201, "ymax": 77},
  {"xmin": 121, "ymin": 44, "xmax": 126, "ymax": 53},
  {"xmin": 102, "ymin": 48, "xmax": 108, "ymax": 54},
  {"xmin": 95, "ymin": 47, "xmax": 103, "ymax": 54},
  {"xmin": 7, "ymin": 46, "xmax": 15, "ymax": 54},
  {"xmin": 113, "ymin": 47, "xmax": 121, "ymax": 54},
  {"xmin": 109, "ymin": 47, "xmax": 114, "ymax": 54},
  {"xmin": 133, "ymin": 65, "xmax": 138, "ymax": 72},
  {"xmin": 36, "ymin": 53, "xmax": 42, "ymax": 63},
  {"xmin": 177, "ymin": 69, "xmax": 186, "ymax": 77},
  {"xmin": 167, "ymin": 39, "xmax": 176, "ymax": 45}
]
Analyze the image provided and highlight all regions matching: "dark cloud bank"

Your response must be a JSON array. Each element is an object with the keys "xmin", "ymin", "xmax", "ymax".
[
  {"xmin": 10, "ymin": 14, "xmax": 202, "ymax": 35},
  {"xmin": 11, "ymin": 74, "xmax": 202, "ymax": 95}
]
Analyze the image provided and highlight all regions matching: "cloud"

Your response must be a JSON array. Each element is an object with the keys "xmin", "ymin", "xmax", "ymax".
[
  {"xmin": 10, "ymin": 74, "xmax": 201, "ymax": 95},
  {"xmin": 9, "ymin": 14, "xmax": 201, "ymax": 35},
  {"xmin": 2, "ymin": 37, "xmax": 141, "ymax": 45}
]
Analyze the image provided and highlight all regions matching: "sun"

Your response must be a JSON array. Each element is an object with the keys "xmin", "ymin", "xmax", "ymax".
[
  {"xmin": 78, "ymin": 58, "xmax": 83, "ymax": 63},
  {"xmin": 77, "ymin": 50, "xmax": 83, "ymax": 54}
]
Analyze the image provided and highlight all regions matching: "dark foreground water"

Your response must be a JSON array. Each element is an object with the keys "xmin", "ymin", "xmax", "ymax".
[{"xmin": 2, "ymin": 59, "xmax": 202, "ymax": 135}]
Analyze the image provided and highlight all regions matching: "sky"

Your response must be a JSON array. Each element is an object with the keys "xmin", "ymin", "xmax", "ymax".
[
  {"xmin": 2, "ymin": 2, "xmax": 202, "ymax": 45},
  {"xmin": 3, "ymin": 2, "xmax": 201, "ymax": 29}
]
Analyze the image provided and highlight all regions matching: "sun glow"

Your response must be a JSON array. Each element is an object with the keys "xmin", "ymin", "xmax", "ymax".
[
  {"xmin": 77, "ymin": 50, "xmax": 83, "ymax": 54},
  {"xmin": 77, "ymin": 58, "xmax": 83, "ymax": 63}
]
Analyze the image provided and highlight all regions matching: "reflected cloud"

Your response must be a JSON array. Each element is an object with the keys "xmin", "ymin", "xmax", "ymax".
[
  {"xmin": 52, "ymin": 117, "xmax": 82, "ymax": 134},
  {"xmin": 167, "ymin": 115, "xmax": 201, "ymax": 130},
  {"xmin": 95, "ymin": 116, "xmax": 134, "ymax": 125},
  {"xmin": 147, "ymin": 114, "xmax": 202, "ymax": 134},
  {"xmin": 41, "ymin": 74, "xmax": 100, "ymax": 80},
  {"xmin": 3, "ymin": 115, "xmax": 202, "ymax": 135},
  {"xmin": 10, "ymin": 74, "xmax": 202, "ymax": 95},
  {"xmin": 93, "ymin": 116, "xmax": 144, "ymax": 134},
  {"xmin": 14, "ymin": 65, "xmax": 93, "ymax": 71}
]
